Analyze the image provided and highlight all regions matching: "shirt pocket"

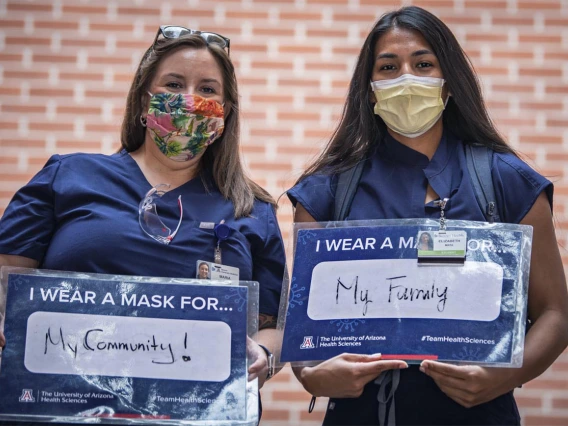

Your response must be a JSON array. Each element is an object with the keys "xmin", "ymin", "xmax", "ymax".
[{"xmin": 185, "ymin": 225, "xmax": 253, "ymax": 280}]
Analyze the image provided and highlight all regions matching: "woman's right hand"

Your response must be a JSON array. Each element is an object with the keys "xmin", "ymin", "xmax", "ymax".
[{"xmin": 294, "ymin": 353, "xmax": 407, "ymax": 398}]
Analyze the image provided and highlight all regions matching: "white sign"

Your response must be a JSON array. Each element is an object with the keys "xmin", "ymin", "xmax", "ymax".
[
  {"xmin": 307, "ymin": 259, "xmax": 503, "ymax": 321},
  {"xmin": 25, "ymin": 312, "xmax": 231, "ymax": 382}
]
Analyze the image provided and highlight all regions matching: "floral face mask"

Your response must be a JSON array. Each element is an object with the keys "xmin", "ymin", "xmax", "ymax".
[{"xmin": 145, "ymin": 92, "xmax": 225, "ymax": 161}]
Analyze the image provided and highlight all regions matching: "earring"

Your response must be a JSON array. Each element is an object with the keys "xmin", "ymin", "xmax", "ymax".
[{"xmin": 140, "ymin": 115, "xmax": 147, "ymax": 127}]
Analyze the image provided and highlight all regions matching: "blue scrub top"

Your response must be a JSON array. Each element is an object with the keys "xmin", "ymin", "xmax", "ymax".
[
  {"xmin": 287, "ymin": 131, "xmax": 552, "ymax": 425},
  {"xmin": 0, "ymin": 150, "xmax": 285, "ymax": 317}
]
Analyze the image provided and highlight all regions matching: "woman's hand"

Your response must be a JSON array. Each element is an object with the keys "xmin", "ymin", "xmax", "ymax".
[
  {"xmin": 247, "ymin": 337, "xmax": 269, "ymax": 389},
  {"xmin": 296, "ymin": 353, "xmax": 407, "ymax": 398},
  {"xmin": 420, "ymin": 361, "xmax": 515, "ymax": 408}
]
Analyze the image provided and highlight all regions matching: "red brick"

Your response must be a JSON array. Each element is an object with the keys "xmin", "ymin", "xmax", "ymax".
[
  {"xmin": 59, "ymin": 73, "xmax": 104, "ymax": 82},
  {"xmin": 307, "ymin": 28, "xmax": 348, "ymax": 38},
  {"xmin": 226, "ymin": 11, "xmax": 268, "ymax": 20},
  {"xmin": 278, "ymin": 112, "xmax": 320, "ymax": 121},
  {"xmin": 492, "ymin": 85, "xmax": 533, "ymax": 94},
  {"xmin": 61, "ymin": 39, "xmax": 106, "ymax": 48},
  {"xmin": 552, "ymin": 397, "xmax": 568, "ymax": 409},
  {"xmin": 300, "ymin": 409, "xmax": 327, "ymax": 422},
  {"xmin": 35, "ymin": 21, "xmax": 78, "ymax": 30},
  {"xmin": 0, "ymin": 19, "xmax": 24, "ymax": 28},
  {"xmin": 414, "ymin": 0, "xmax": 456, "ymax": 6},
  {"xmin": 5, "ymin": 37, "xmax": 50, "ymax": 46},
  {"xmin": 88, "ymin": 56, "xmax": 132, "ymax": 65},
  {"xmin": 0, "ymin": 87, "xmax": 20, "ymax": 96},
  {"xmin": 440, "ymin": 15, "xmax": 482, "ymax": 25},
  {"xmin": 524, "ymin": 379, "xmax": 568, "ymax": 390},
  {"xmin": 281, "ymin": 12, "xmax": 321, "ymax": 21},
  {"xmin": 4, "ymin": 71, "xmax": 49, "ymax": 79},
  {"xmin": 493, "ymin": 16, "xmax": 533, "ymax": 26},
  {"xmin": 548, "ymin": 120, "xmax": 568, "ymax": 128},
  {"xmin": 29, "ymin": 122, "xmax": 74, "ymax": 131},
  {"xmin": 0, "ymin": 122, "xmax": 18, "ymax": 130},
  {"xmin": 260, "ymin": 409, "xmax": 290, "ymax": 421},
  {"xmin": 249, "ymin": 162, "xmax": 292, "ymax": 172},
  {"xmin": 525, "ymin": 417, "xmax": 568, "ymax": 426},
  {"xmin": 279, "ymin": 45, "xmax": 320, "ymax": 54},
  {"xmin": 62, "ymin": 5, "xmax": 106, "ymax": 14},
  {"xmin": 464, "ymin": 0, "xmax": 507, "ymax": 7},
  {"xmin": 90, "ymin": 23, "xmax": 134, "ymax": 32},
  {"xmin": 545, "ymin": 18, "xmax": 568, "ymax": 26},
  {"xmin": 3, "ymin": 105, "xmax": 46, "ymax": 114},
  {"xmin": 117, "ymin": 7, "xmax": 160, "ymax": 16},
  {"xmin": 251, "ymin": 61, "xmax": 293, "ymax": 71},
  {"xmin": 7, "ymin": 2, "xmax": 51, "ymax": 12},
  {"xmin": 518, "ymin": 1, "xmax": 561, "ymax": 9},
  {"xmin": 519, "ymin": 35, "xmax": 562, "ymax": 44},
  {"xmin": 30, "ymin": 89, "xmax": 74, "ymax": 97},
  {"xmin": 466, "ymin": 33, "xmax": 508, "ymax": 43},
  {"xmin": 0, "ymin": 53, "xmax": 23, "ymax": 62},
  {"xmin": 57, "ymin": 106, "xmax": 101, "ymax": 115},
  {"xmin": 272, "ymin": 390, "xmax": 312, "ymax": 401},
  {"xmin": 0, "ymin": 139, "xmax": 45, "ymax": 149},
  {"xmin": 520, "ymin": 135, "xmax": 563, "ymax": 145},
  {"xmin": 34, "ymin": 54, "xmax": 76, "ymax": 64},
  {"xmin": 169, "ymin": 9, "xmax": 214, "ymax": 18},
  {"xmin": 515, "ymin": 396, "xmax": 542, "ymax": 408}
]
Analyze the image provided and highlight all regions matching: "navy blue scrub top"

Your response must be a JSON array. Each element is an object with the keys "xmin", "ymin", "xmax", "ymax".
[
  {"xmin": 287, "ymin": 131, "xmax": 552, "ymax": 426},
  {"xmin": 0, "ymin": 150, "xmax": 285, "ymax": 317}
]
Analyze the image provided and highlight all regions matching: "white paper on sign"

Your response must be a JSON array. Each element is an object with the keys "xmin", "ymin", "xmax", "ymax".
[
  {"xmin": 24, "ymin": 312, "xmax": 231, "ymax": 382},
  {"xmin": 307, "ymin": 259, "xmax": 503, "ymax": 321}
]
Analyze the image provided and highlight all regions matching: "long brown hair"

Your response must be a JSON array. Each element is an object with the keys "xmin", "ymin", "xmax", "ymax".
[
  {"xmin": 121, "ymin": 34, "xmax": 276, "ymax": 217},
  {"xmin": 299, "ymin": 6, "xmax": 515, "ymax": 181}
]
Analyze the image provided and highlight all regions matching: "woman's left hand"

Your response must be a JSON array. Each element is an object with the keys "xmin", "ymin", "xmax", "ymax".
[
  {"xmin": 247, "ymin": 337, "xmax": 269, "ymax": 389},
  {"xmin": 420, "ymin": 360, "xmax": 515, "ymax": 408}
]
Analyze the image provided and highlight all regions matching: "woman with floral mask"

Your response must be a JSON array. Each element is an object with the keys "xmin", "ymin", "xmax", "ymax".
[
  {"xmin": 0, "ymin": 27, "xmax": 284, "ymax": 393},
  {"xmin": 287, "ymin": 6, "xmax": 568, "ymax": 426}
]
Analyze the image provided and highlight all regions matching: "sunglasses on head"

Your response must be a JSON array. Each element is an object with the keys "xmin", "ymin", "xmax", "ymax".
[{"xmin": 153, "ymin": 25, "xmax": 230, "ymax": 55}]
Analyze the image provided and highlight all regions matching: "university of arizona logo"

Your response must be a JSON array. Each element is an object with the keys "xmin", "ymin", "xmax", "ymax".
[
  {"xmin": 300, "ymin": 336, "xmax": 315, "ymax": 349},
  {"xmin": 19, "ymin": 389, "xmax": 35, "ymax": 403}
]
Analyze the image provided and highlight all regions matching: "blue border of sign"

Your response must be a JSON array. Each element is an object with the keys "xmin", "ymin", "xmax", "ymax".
[
  {"xmin": 280, "ymin": 223, "xmax": 528, "ymax": 365},
  {"xmin": 0, "ymin": 273, "xmax": 249, "ymax": 421}
]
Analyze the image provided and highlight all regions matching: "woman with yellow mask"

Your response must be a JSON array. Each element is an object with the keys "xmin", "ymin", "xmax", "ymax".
[{"xmin": 287, "ymin": 6, "xmax": 568, "ymax": 426}]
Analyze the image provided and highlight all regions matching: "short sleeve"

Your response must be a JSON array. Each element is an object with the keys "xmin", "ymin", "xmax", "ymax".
[
  {"xmin": 252, "ymin": 203, "xmax": 286, "ymax": 317},
  {"xmin": 493, "ymin": 153, "xmax": 553, "ymax": 224},
  {"xmin": 0, "ymin": 155, "xmax": 61, "ymax": 261},
  {"xmin": 287, "ymin": 174, "xmax": 336, "ymax": 222}
]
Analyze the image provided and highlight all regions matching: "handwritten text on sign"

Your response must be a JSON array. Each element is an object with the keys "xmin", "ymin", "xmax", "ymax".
[
  {"xmin": 307, "ymin": 259, "xmax": 503, "ymax": 321},
  {"xmin": 25, "ymin": 312, "xmax": 231, "ymax": 382}
]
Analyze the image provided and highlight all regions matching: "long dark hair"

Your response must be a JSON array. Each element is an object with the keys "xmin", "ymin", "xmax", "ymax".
[
  {"xmin": 299, "ymin": 6, "xmax": 515, "ymax": 180},
  {"xmin": 120, "ymin": 34, "xmax": 276, "ymax": 217}
]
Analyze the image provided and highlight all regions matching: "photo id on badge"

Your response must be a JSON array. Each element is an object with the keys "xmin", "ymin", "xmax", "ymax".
[
  {"xmin": 417, "ymin": 230, "xmax": 467, "ymax": 264},
  {"xmin": 196, "ymin": 260, "xmax": 240, "ymax": 282}
]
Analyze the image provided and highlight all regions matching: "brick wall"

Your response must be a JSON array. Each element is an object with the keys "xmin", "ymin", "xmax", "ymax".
[{"xmin": 1, "ymin": 0, "xmax": 567, "ymax": 424}]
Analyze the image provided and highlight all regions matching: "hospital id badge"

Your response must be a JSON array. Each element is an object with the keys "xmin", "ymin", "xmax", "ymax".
[
  {"xmin": 196, "ymin": 260, "xmax": 240, "ymax": 282},
  {"xmin": 417, "ymin": 230, "xmax": 467, "ymax": 264}
]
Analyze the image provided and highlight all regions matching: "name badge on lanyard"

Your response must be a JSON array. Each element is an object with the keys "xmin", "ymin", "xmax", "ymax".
[
  {"xmin": 417, "ymin": 198, "xmax": 467, "ymax": 265},
  {"xmin": 196, "ymin": 260, "xmax": 240, "ymax": 283}
]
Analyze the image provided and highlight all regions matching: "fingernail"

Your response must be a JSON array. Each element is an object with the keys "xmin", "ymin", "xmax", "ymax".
[{"xmin": 419, "ymin": 366, "xmax": 426, "ymax": 373}]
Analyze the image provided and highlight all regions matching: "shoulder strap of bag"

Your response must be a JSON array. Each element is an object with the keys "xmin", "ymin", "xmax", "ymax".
[
  {"xmin": 333, "ymin": 161, "xmax": 365, "ymax": 221},
  {"xmin": 465, "ymin": 144, "xmax": 501, "ymax": 223}
]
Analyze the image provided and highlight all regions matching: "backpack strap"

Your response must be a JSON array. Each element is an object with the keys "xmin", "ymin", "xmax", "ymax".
[
  {"xmin": 465, "ymin": 144, "xmax": 501, "ymax": 223},
  {"xmin": 333, "ymin": 161, "xmax": 365, "ymax": 221}
]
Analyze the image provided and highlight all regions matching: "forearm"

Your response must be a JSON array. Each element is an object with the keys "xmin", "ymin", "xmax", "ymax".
[{"xmin": 514, "ymin": 309, "xmax": 568, "ymax": 386}]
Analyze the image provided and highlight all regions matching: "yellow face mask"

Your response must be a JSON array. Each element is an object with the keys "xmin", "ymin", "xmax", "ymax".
[{"xmin": 371, "ymin": 74, "xmax": 446, "ymax": 138}]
